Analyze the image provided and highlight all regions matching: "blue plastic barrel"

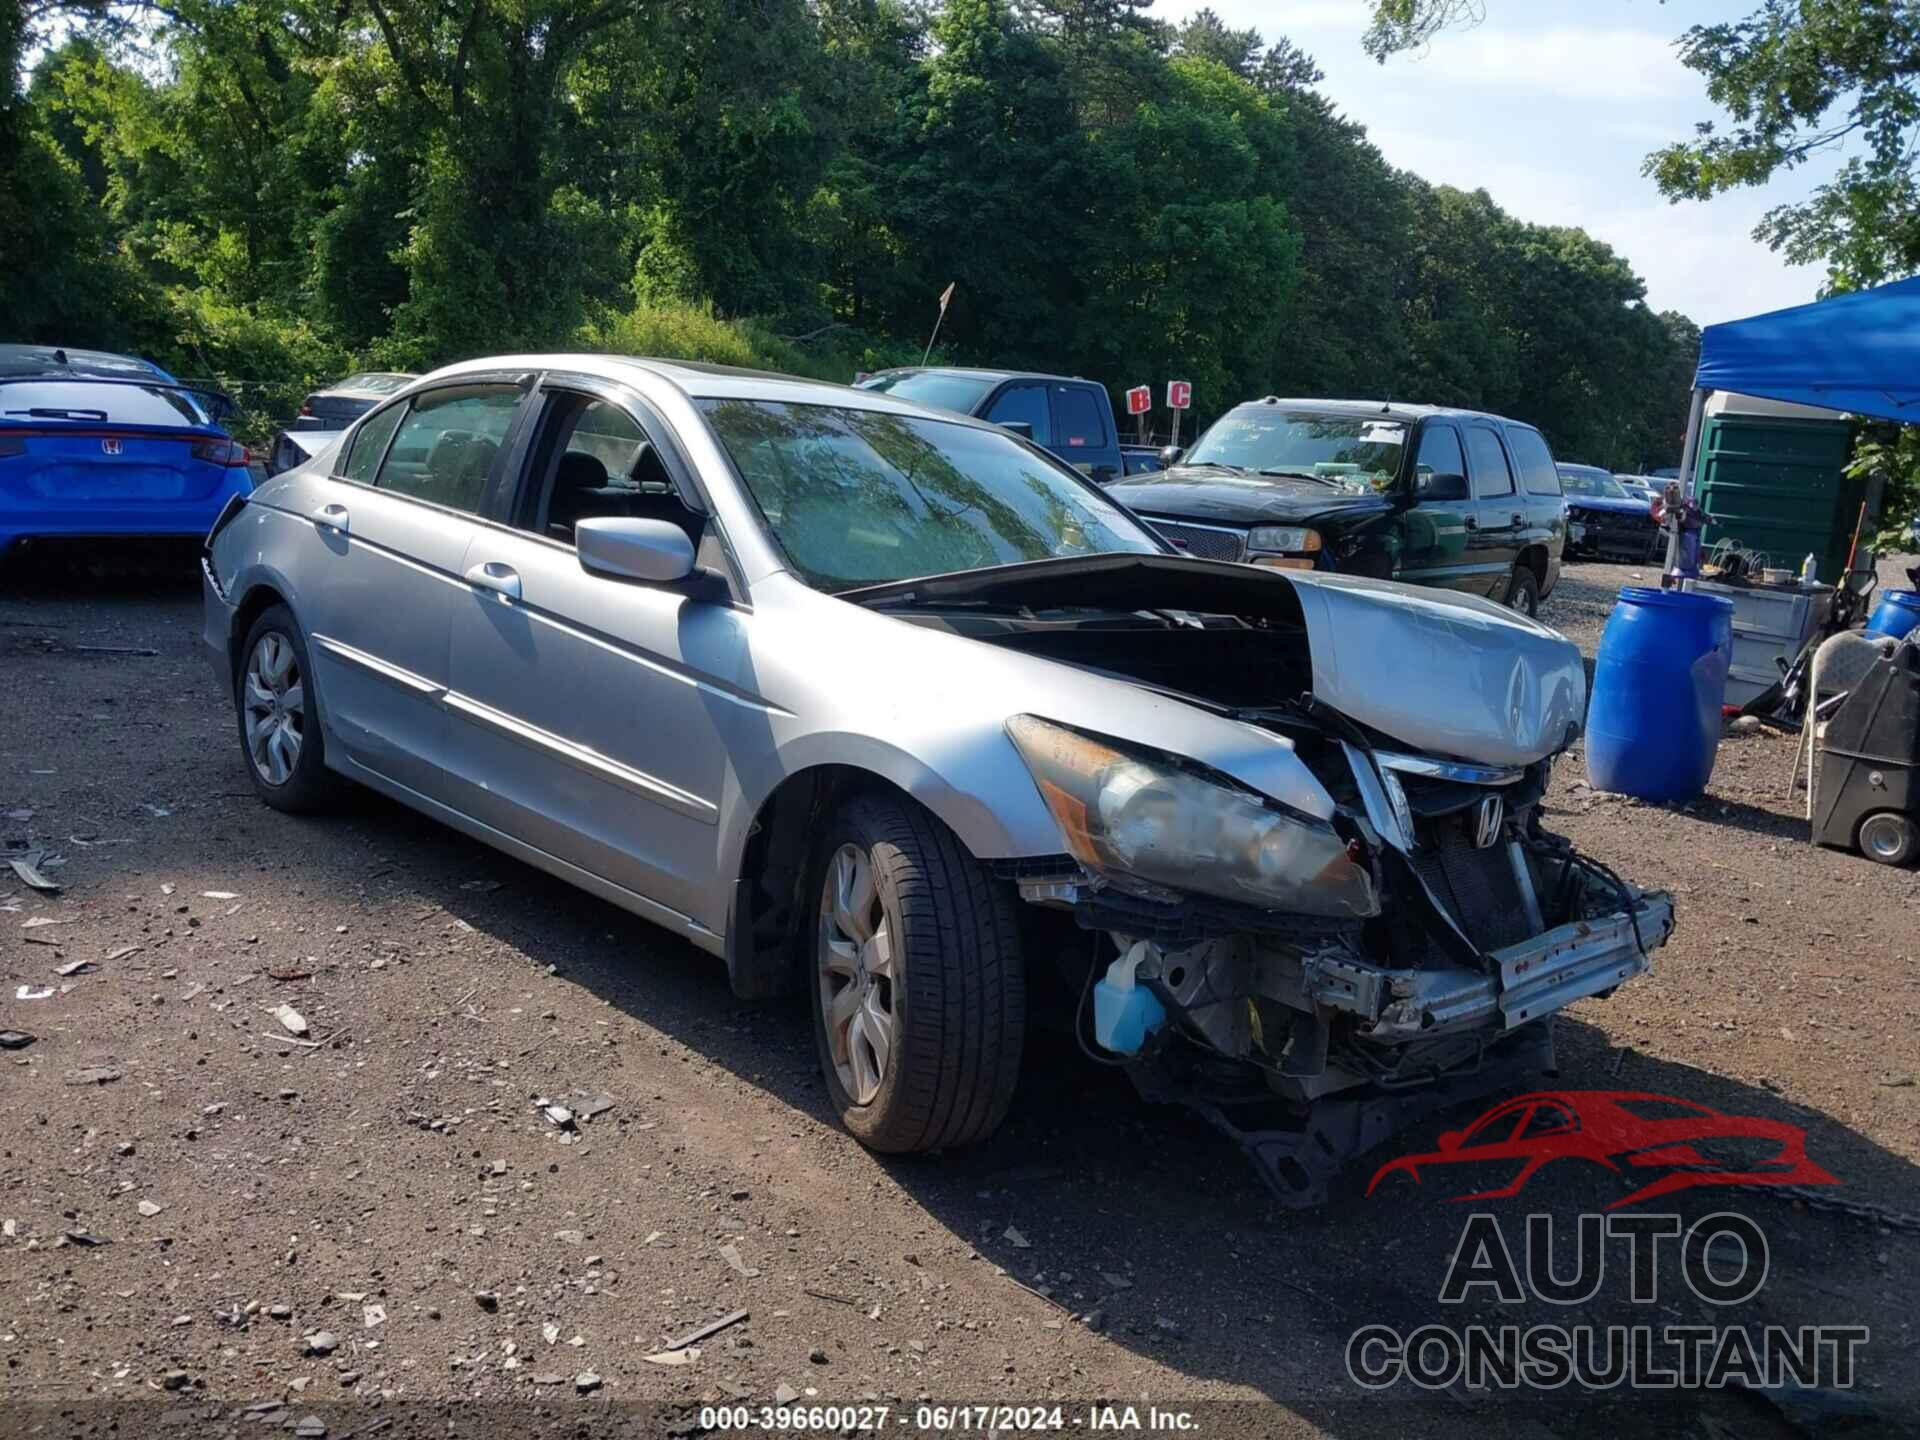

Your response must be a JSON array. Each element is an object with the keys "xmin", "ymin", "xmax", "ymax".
[
  {"xmin": 1866, "ymin": 590, "xmax": 1920, "ymax": 640},
  {"xmin": 1586, "ymin": 587, "xmax": 1734, "ymax": 801}
]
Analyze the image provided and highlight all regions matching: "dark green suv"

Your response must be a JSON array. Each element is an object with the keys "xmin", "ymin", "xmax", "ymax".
[{"xmin": 1104, "ymin": 398, "xmax": 1568, "ymax": 616}]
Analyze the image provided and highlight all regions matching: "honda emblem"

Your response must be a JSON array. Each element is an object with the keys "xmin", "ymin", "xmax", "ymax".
[
  {"xmin": 101, "ymin": 437, "xmax": 123, "ymax": 455},
  {"xmin": 1471, "ymin": 794, "xmax": 1504, "ymax": 849}
]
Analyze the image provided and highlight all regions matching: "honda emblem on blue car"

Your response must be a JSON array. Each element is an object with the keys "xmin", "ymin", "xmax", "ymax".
[{"xmin": 101, "ymin": 437, "xmax": 122, "ymax": 455}]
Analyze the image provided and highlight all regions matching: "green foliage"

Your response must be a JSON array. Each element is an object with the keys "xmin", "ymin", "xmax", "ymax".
[
  {"xmin": 7, "ymin": 0, "xmax": 1695, "ymax": 473},
  {"xmin": 1847, "ymin": 428, "xmax": 1920, "ymax": 555}
]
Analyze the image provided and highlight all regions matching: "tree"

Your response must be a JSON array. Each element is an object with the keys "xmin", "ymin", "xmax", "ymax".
[{"xmin": 1645, "ymin": 2, "xmax": 1920, "ymax": 289}]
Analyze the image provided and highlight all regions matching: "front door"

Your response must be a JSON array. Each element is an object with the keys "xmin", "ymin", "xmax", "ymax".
[
  {"xmin": 440, "ymin": 386, "xmax": 744, "ymax": 939},
  {"xmin": 295, "ymin": 381, "xmax": 524, "ymax": 800},
  {"xmin": 1396, "ymin": 422, "xmax": 1486, "ymax": 594}
]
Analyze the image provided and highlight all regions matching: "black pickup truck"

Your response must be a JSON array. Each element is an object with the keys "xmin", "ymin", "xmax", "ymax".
[
  {"xmin": 855, "ymin": 367, "xmax": 1163, "ymax": 482},
  {"xmin": 1104, "ymin": 396, "xmax": 1569, "ymax": 616}
]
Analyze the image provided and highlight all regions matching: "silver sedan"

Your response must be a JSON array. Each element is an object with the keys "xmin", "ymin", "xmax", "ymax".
[{"xmin": 201, "ymin": 356, "xmax": 1672, "ymax": 1203}]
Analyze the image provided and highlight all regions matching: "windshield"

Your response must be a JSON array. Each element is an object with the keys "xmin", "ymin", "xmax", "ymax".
[
  {"xmin": 1184, "ymin": 409, "xmax": 1407, "ymax": 489},
  {"xmin": 856, "ymin": 371, "xmax": 996, "ymax": 416},
  {"xmin": 1560, "ymin": 471, "xmax": 1628, "ymax": 499},
  {"xmin": 698, "ymin": 399, "xmax": 1161, "ymax": 591},
  {"xmin": 0, "ymin": 380, "xmax": 211, "ymax": 426}
]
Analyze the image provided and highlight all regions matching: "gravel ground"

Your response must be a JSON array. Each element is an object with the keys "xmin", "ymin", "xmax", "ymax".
[{"xmin": 1, "ymin": 550, "xmax": 1917, "ymax": 1438}]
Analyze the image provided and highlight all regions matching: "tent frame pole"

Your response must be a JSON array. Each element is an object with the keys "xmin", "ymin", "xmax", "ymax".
[{"xmin": 1664, "ymin": 385, "xmax": 1709, "ymax": 585}]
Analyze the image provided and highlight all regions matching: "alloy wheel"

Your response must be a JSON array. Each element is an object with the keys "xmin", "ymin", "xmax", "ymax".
[
  {"xmin": 244, "ymin": 632, "xmax": 305, "ymax": 786},
  {"xmin": 818, "ymin": 843, "xmax": 899, "ymax": 1105}
]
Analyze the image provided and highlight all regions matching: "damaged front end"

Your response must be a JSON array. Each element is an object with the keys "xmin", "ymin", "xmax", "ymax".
[
  {"xmin": 1009, "ymin": 726, "xmax": 1672, "ymax": 1205},
  {"xmin": 951, "ymin": 561, "xmax": 1673, "ymax": 1206}
]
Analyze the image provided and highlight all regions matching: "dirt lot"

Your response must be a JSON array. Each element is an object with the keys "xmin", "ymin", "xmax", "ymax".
[{"xmin": 1, "ymin": 551, "xmax": 1917, "ymax": 1439}]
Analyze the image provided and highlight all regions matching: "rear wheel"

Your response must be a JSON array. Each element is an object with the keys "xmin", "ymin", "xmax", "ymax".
[
  {"xmin": 236, "ymin": 606, "xmax": 339, "ymax": 813},
  {"xmin": 809, "ymin": 795, "xmax": 1025, "ymax": 1153},
  {"xmin": 1858, "ymin": 811, "xmax": 1917, "ymax": 866},
  {"xmin": 1506, "ymin": 565, "xmax": 1541, "ymax": 618}
]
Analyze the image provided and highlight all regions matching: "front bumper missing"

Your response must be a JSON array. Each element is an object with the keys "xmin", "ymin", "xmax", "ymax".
[{"xmin": 1305, "ymin": 890, "xmax": 1674, "ymax": 1043}]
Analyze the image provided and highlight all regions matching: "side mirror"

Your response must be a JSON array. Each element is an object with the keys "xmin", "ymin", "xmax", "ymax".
[
  {"xmin": 1437, "ymin": 1129, "xmax": 1463, "ymax": 1153},
  {"xmin": 1159, "ymin": 445, "xmax": 1184, "ymax": 466},
  {"xmin": 576, "ymin": 517, "xmax": 695, "ymax": 585},
  {"xmin": 999, "ymin": 420, "xmax": 1033, "ymax": 439}
]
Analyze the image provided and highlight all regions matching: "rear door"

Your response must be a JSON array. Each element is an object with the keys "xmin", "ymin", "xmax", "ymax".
[
  {"xmin": 293, "ymin": 379, "xmax": 528, "ymax": 801},
  {"xmin": 1502, "ymin": 425, "xmax": 1566, "ymax": 576},
  {"xmin": 1461, "ymin": 423, "xmax": 1525, "ymax": 598},
  {"xmin": 1396, "ymin": 422, "xmax": 1487, "ymax": 595}
]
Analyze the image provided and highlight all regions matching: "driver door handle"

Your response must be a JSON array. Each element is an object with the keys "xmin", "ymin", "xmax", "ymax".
[
  {"xmin": 465, "ymin": 560, "xmax": 521, "ymax": 602},
  {"xmin": 312, "ymin": 503, "xmax": 349, "ymax": 533},
  {"xmin": 1464, "ymin": 516, "xmax": 1479, "ymax": 531},
  {"xmin": 1511, "ymin": 512, "xmax": 1525, "ymax": 528}
]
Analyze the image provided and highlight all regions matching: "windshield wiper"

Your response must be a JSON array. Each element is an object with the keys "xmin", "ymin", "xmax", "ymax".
[
  {"xmin": 1256, "ymin": 468, "xmax": 1345, "ymax": 487},
  {"xmin": 5, "ymin": 406, "xmax": 110, "ymax": 421},
  {"xmin": 1179, "ymin": 460, "xmax": 1245, "ymax": 474}
]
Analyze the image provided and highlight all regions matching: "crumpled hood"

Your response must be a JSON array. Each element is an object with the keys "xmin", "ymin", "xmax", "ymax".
[
  {"xmin": 839, "ymin": 555, "xmax": 1588, "ymax": 769},
  {"xmin": 1285, "ymin": 571, "xmax": 1586, "ymax": 766},
  {"xmin": 1565, "ymin": 494, "xmax": 1652, "ymax": 516}
]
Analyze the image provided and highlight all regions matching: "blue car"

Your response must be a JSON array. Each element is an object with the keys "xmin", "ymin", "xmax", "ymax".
[
  {"xmin": 1, "ymin": 345, "xmax": 252, "ymax": 557},
  {"xmin": 1558, "ymin": 462, "xmax": 1656, "ymax": 561}
]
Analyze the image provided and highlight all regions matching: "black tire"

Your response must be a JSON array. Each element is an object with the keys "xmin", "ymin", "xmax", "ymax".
[
  {"xmin": 808, "ymin": 794, "xmax": 1026, "ymax": 1153},
  {"xmin": 235, "ymin": 605, "xmax": 340, "ymax": 813},
  {"xmin": 1506, "ymin": 565, "xmax": 1541, "ymax": 617},
  {"xmin": 1857, "ymin": 811, "xmax": 1917, "ymax": 866}
]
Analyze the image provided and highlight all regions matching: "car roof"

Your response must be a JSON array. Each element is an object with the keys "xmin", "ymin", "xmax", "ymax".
[
  {"xmin": 1218, "ymin": 396, "xmax": 1541, "ymax": 429},
  {"xmin": 1557, "ymin": 463, "xmax": 1613, "ymax": 478},
  {"xmin": 0, "ymin": 345, "xmax": 168, "ymax": 380},
  {"xmin": 865, "ymin": 365, "xmax": 1091, "ymax": 385},
  {"xmin": 418, "ymin": 354, "xmax": 1018, "ymax": 423}
]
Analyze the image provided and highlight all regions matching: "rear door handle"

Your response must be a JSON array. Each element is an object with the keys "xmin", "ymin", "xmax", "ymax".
[
  {"xmin": 312, "ymin": 503, "xmax": 349, "ymax": 533},
  {"xmin": 465, "ymin": 560, "xmax": 521, "ymax": 602},
  {"xmin": 1511, "ymin": 512, "xmax": 1525, "ymax": 528}
]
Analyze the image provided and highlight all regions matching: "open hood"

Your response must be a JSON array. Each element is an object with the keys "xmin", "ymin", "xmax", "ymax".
[{"xmin": 844, "ymin": 555, "xmax": 1586, "ymax": 766}]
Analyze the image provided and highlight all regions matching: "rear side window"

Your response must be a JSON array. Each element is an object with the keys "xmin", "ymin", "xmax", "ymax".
[
  {"xmin": 374, "ymin": 386, "xmax": 520, "ymax": 514},
  {"xmin": 985, "ymin": 383, "xmax": 1052, "ymax": 448},
  {"xmin": 1052, "ymin": 386, "xmax": 1107, "ymax": 452},
  {"xmin": 342, "ymin": 403, "xmax": 405, "ymax": 484},
  {"xmin": 1506, "ymin": 427, "xmax": 1562, "ymax": 496},
  {"xmin": 1, "ymin": 380, "xmax": 208, "ymax": 427},
  {"xmin": 1465, "ymin": 427, "xmax": 1516, "ymax": 498},
  {"xmin": 1413, "ymin": 425, "xmax": 1469, "ymax": 501}
]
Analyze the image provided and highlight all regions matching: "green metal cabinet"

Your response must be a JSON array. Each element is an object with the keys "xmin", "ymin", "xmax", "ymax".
[{"xmin": 1694, "ymin": 392, "xmax": 1861, "ymax": 582}]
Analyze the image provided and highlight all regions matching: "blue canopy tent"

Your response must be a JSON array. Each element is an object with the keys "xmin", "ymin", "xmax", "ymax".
[{"xmin": 1679, "ymin": 275, "xmax": 1920, "ymax": 499}]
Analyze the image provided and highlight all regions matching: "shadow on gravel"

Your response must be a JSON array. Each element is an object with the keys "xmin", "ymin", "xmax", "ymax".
[{"xmin": 325, "ymin": 788, "xmax": 1920, "ymax": 1440}]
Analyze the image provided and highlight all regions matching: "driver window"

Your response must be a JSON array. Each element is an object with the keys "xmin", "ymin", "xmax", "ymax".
[
  {"xmin": 986, "ymin": 384, "xmax": 1053, "ymax": 448},
  {"xmin": 527, "ymin": 395, "xmax": 704, "ymax": 549},
  {"xmin": 1414, "ymin": 425, "xmax": 1469, "ymax": 501}
]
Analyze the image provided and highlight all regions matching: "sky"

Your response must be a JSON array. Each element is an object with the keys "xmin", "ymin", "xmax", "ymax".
[{"xmin": 1177, "ymin": 0, "xmax": 1838, "ymax": 325}]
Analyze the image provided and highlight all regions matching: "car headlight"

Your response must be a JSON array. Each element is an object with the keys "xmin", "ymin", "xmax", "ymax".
[
  {"xmin": 1005, "ymin": 716, "xmax": 1377, "ymax": 918},
  {"xmin": 1247, "ymin": 525, "xmax": 1322, "ymax": 554}
]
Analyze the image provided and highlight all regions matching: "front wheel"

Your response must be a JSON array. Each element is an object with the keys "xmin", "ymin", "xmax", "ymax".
[
  {"xmin": 809, "ymin": 795, "xmax": 1025, "ymax": 1153},
  {"xmin": 1506, "ymin": 565, "xmax": 1541, "ymax": 618},
  {"xmin": 236, "ymin": 605, "xmax": 340, "ymax": 813}
]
